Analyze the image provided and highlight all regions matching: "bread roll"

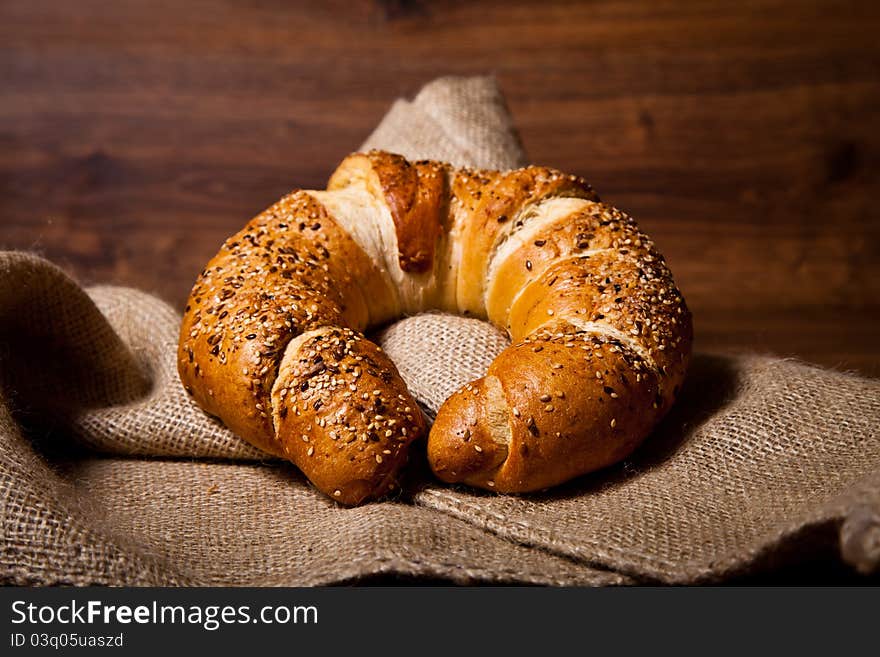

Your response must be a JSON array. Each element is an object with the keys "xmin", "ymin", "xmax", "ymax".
[{"xmin": 179, "ymin": 151, "xmax": 692, "ymax": 503}]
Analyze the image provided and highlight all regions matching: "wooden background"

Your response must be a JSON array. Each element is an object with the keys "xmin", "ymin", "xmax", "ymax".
[{"xmin": 2, "ymin": 0, "xmax": 878, "ymax": 376}]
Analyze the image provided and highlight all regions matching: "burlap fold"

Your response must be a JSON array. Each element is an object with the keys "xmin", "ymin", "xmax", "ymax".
[
  {"xmin": 361, "ymin": 76, "xmax": 528, "ymax": 170},
  {"xmin": 2, "ymin": 76, "xmax": 878, "ymax": 585}
]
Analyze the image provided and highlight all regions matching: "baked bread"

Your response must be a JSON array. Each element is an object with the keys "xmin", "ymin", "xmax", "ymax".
[{"xmin": 178, "ymin": 151, "xmax": 692, "ymax": 504}]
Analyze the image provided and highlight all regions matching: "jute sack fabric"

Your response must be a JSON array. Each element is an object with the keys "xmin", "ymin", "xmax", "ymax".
[{"xmin": 1, "ymin": 76, "xmax": 878, "ymax": 585}]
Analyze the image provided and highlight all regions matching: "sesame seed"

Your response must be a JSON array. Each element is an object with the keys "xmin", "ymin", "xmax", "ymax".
[
  {"xmin": 474, "ymin": 445, "xmax": 483, "ymax": 453},
  {"xmin": 307, "ymin": 446, "xmax": 314, "ymax": 456},
  {"xmin": 610, "ymin": 418, "xmax": 617, "ymax": 428}
]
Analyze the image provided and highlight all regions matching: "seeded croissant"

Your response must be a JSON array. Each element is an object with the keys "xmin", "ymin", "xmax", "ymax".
[{"xmin": 178, "ymin": 151, "xmax": 692, "ymax": 504}]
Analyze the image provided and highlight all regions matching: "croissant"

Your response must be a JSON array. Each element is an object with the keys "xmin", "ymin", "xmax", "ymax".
[{"xmin": 178, "ymin": 151, "xmax": 692, "ymax": 505}]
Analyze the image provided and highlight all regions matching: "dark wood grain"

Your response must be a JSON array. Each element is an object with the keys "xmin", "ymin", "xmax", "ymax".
[{"xmin": 1, "ymin": 0, "xmax": 878, "ymax": 375}]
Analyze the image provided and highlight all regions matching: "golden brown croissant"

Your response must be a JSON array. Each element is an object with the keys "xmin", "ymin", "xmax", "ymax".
[{"xmin": 178, "ymin": 151, "xmax": 692, "ymax": 504}]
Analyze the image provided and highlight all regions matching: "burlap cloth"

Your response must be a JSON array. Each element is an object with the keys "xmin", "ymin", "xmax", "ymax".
[{"xmin": 2, "ymin": 77, "xmax": 879, "ymax": 586}]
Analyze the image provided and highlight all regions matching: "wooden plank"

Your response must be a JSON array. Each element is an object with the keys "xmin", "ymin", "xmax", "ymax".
[{"xmin": 1, "ymin": 0, "xmax": 877, "ymax": 375}]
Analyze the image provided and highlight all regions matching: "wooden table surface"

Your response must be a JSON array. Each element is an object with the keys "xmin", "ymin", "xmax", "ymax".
[{"xmin": 2, "ymin": 0, "xmax": 878, "ymax": 376}]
